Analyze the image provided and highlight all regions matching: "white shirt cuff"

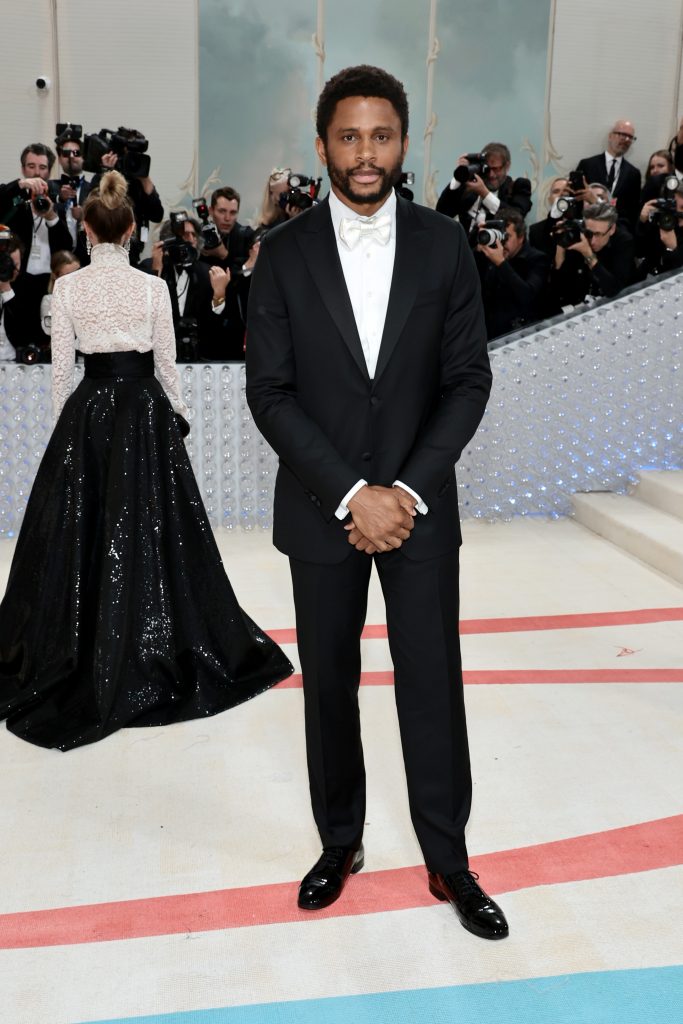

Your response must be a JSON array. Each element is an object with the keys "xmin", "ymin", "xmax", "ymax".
[
  {"xmin": 482, "ymin": 192, "xmax": 500, "ymax": 214},
  {"xmin": 242, "ymin": 267, "xmax": 253, "ymax": 277},
  {"xmin": 211, "ymin": 300, "xmax": 225, "ymax": 315},
  {"xmin": 449, "ymin": 177, "xmax": 462, "ymax": 191},
  {"xmin": 0, "ymin": 288, "xmax": 15, "ymax": 303},
  {"xmin": 394, "ymin": 480, "xmax": 428, "ymax": 515},
  {"xmin": 335, "ymin": 479, "xmax": 367, "ymax": 520}
]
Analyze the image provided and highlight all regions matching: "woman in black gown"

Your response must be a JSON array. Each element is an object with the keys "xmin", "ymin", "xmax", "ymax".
[{"xmin": 0, "ymin": 171, "xmax": 292, "ymax": 750}]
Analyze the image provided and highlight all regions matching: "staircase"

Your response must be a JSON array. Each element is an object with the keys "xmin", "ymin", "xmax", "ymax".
[{"xmin": 572, "ymin": 471, "xmax": 683, "ymax": 584}]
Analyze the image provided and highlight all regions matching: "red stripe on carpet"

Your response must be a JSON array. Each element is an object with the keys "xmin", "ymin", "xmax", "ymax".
[
  {"xmin": 266, "ymin": 607, "xmax": 683, "ymax": 645},
  {"xmin": 1, "ymin": 815, "xmax": 680, "ymax": 950},
  {"xmin": 276, "ymin": 668, "xmax": 683, "ymax": 689}
]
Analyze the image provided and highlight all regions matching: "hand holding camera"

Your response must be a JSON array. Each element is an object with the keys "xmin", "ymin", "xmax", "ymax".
[
  {"xmin": 209, "ymin": 265, "xmax": 230, "ymax": 301},
  {"xmin": 18, "ymin": 176, "xmax": 48, "ymax": 197}
]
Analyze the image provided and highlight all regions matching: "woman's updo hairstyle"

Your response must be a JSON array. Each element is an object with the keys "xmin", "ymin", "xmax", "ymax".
[{"xmin": 82, "ymin": 170, "xmax": 134, "ymax": 244}]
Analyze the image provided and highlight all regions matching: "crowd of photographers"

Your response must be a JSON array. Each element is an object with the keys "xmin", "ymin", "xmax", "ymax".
[
  {"xmin": 3, "ymin": 116, "xmax": 683, "ymax": 364},
  {"xmin": 436, "ymin": 119, "xmax": 683, "ymax": 340}
]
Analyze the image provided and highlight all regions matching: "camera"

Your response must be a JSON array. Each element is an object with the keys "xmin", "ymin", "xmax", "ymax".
[
  {"xmin": 454, "ymin": 153, "xmax": 489, "ymax": 185},
  {"xmin": 18, "ymin": 188, "xmax": 51, "ymax": 214},
  {"xmin": 0, "ymin": 229, "xmax": 16, "ymax": 283},
  {"xmin": 175, "ymin": 316, "xmax": 199, "ymax": 362},
  {"xmin": 162, "ymin": 236, "xmax": 198, "ymax": 270},
  {"xmin": 15, "ymin": 344, "xmax": 47, "ymax": 365},
  {"xmin": 650, "ymin": 175, "xmax": 681, "ymax": 232},
  {"xmin": 554, "ymin": 219, "xmax": 586, "ymax": 248},
  {"xmin": 279, "ymin": 174, "xmax": 322, "ymax": 212},
  {"xmin": 191, "ymin": 198, "xmax": 222, "ymax": 250},
  {"xmin": 476, "ymin": 220, "xmax": 506, "ymax": 247},
  {"xmin": 82, "ymin": 127, "xmax": 151, "ymax": 177},
  {"xmin": 555, "ymin": 195, "xmax": 583, "ymax": 220},
  {"xmin": 396, "ymin": 171, "xmax": 415, "ymax": 201},
  {"xmin": 55, "ymin": 123, "xmax": 83, "ymax": 144}
]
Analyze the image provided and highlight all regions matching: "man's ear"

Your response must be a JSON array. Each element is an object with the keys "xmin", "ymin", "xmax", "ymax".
[{"xmin": 315, "ymin": 136, "xmax": 327, "ymax": 167}]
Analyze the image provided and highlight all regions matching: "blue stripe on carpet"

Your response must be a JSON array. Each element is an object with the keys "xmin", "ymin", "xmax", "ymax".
[{"xmin": 81, "ymin": 964, "xmax": 683, "ymax": 1024}]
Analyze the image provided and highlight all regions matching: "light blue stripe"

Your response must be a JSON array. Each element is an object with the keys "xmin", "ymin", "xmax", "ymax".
[{"xmin": 80, "ymin": 965, "xmax": 683, "ymax": 1024}]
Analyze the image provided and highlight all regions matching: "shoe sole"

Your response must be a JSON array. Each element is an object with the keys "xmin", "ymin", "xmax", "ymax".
[
  {"xmin": 428, "ymin": 881, "xmax": 509, "ymax": 940},
  {"xmin": 297, "ymin": 853, "xmax": 365, "ymax": 911}
]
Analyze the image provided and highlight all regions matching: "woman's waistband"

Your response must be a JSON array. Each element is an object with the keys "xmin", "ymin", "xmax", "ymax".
[{"xmin": 83, "ymin": 351, "xmax": 155, "ymax": 379}]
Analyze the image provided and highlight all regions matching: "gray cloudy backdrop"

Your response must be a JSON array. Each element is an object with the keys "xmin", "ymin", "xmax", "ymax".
[{"xmin": 199, "ymin": 0, "xmax": 551, "ymax": 222}]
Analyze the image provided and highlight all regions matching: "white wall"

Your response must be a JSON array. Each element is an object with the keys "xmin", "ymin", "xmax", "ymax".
[{"xmin": 1, "ymin": 0, "xmax": 198, "ymax": 217}]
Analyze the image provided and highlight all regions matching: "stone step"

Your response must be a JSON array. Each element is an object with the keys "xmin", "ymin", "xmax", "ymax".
[
  {"xmin": 572, "ymin": 492, "xmax": 683, "ymax": 584},
  {"xmin": 635, "ymin": 470, "xmax": 683, "ymax": 522}
]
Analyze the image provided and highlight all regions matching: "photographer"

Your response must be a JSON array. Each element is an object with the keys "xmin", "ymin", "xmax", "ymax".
[
  {"xmin": 89, "ymin": 127, "xmax": 163, "ymax": 265},
  {"xmin": 49, "ymin": 126, "xmax": 93, "ymax": 247},
  {"xmin": 475, "ymin": 209, "xmax": 549, "ymax": 339},
  {"xmin": 200, "ymin": 186, "xmax": 260, "ymax": 357},
  {"xmin": 0, "ymin": 228, "xmax": 50, "ymax": 363},
  {"xmin": 529, "ymin": 176, "xmax": 572, "ymax": 257},
  {"xmin": 635, "ymin": 177, "xmax": 683, "ymax": 280},
  {"xmin": 141, "ymin": 215, "xmax": 234, "ymax": 361},
  {"xmin": 0, "ymin": 144, "xmax": 73, "ymax": 345},
  {"xmin": 549, "ymin": 201, "xmax": 635, "ymax": 310},
  {"xmin": 436, "ymin": 142, "xmax": 532, "ymax": 238}
]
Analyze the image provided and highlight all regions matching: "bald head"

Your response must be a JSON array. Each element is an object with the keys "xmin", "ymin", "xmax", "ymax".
[{"xmin": 607, "ymin": 120, "xmax": 636, "ymax": 157}]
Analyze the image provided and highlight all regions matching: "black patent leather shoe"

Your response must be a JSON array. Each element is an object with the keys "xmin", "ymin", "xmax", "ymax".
[
  {"xmin": 428, "ymin": 870, "xmax": 509, "ymax": 939},
  {"xmin": 297, "ymin": 844, "xmax": 364, "ymax": 910}
]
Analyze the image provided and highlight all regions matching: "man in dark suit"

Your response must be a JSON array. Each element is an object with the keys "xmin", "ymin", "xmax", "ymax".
[
  {"xmin": 475, "ymin": 209, "xmax": 549, "ymax": 339},
  {"xmin": 436, "ymin": 141, "xmax": 532, "ymax": 238},
  {"xmin": 549, "ymin": 201, "xmax": 635, "ymax": 310},
  {"xmin": 576, "ymin": 120, "xmax": 642, "ymax": 229},
  {"xmin": 247, "ymin": 65, "xmax": 508, "ymax": 941},
  {"xmin": 49, "ymin": 129, "xmax": 93, "ymax": 250}
]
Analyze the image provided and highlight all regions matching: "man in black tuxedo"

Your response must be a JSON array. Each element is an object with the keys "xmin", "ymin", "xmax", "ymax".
[
  {"xmin": 549, "ymin": 201, "xmax": 635, "ymax": 310},
  {"xmin": 247, "ymin": 65, "xmax": 508, "ymax": 940},
  {"xmin": 49, "ymin": 129, "xmax": 93, "ymax": 249},
  {"xmin": 576, "ymin": 120, "xmax": 642, "ymax": 229},
  {"xmin": 436, "ymin": 141, "xmax": 532, "ymax": 238}
]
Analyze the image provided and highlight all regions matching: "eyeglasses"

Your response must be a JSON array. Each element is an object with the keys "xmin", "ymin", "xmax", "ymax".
[
  {"xmin": 611, "ymin": 131, "xmax": 636, "ymax": 141},
  {"xmin": 60, "ymin": 148, "xmax": 81, "ymax": 157},
  {"xmin": 585, "ymin": 226, "xmax": 612, "ymax": 238}
]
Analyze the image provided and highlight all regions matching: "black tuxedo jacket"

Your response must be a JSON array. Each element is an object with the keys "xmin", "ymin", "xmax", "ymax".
[
  {"xmin": 246, "ymin": 195, "xmax": 491, "ymax": 564},
  {"xmin": 436, "ymin": 175, "xmax": 532, "ymax": 236},
  {"xmin": 576, "ymin": 153, "xmax": 642, "ymax": 228}
]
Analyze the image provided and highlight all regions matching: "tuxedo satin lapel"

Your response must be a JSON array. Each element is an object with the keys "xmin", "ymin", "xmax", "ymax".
[
  {"xmin": 373, "ymin": 199, "xmax": 431, "ymax": 383},
  {"xmin": 296, "ymin": 202, "xmax": 369, "ymax": 381}
]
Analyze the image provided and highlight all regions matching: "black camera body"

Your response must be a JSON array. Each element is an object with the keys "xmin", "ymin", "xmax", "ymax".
[
  {"xmin": 15, "ymin": 344, "xmax": 48, "ymax": 365},
  {"xmin": 55, "ymin": 122, "xmax": 83, "ymax": 143},
  {"xmin": 175, "ymin": 316, "xmax": 199, "ymax": 362},
  {"xmin": 454, "ymin": 153, "xmax": 490, "ymax": 185},
  {"xmin": 0, "ymin": 229, "xmax": 16, "ymax": 283},
  {"xmin": 191, "ymin": 198, "xmax": 222, "ymax": 251},
  {"xmin": 17, "ymin": 188, "xmax": 51, "ymax": 214},
  {"xmin": 555, "ymin": 196, "xmax": 583, "ymax": 221},
  {"xmin": 279, "ymin": 174, "xmax": 322, "ymax": 211},
  {"xmin": 651, "ymin": 197, "xmax": 678, "ymax": 232},
  {"xmin": 555, "ymin": 219, "xmax": 586, "ymax": 248},
  {"xmin": 476, "ymin": 219, "xmax": 506, "ymax": 247},
  {"xmin": 82, "ymin": 128, "xmax": 151, "ymax": 178},
  {"xmin": 162, "ymin": 236, "xmax": 198, "ymax": 270}
]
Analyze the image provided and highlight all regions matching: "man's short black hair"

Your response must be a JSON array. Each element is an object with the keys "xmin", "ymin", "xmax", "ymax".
[
  {"xmin": 316, "ymin": 65, "xmax": 409, "ymax": 143},
  {"xmin": 500, "ymin": 208, "xmax": 526, "ymax": 237}
]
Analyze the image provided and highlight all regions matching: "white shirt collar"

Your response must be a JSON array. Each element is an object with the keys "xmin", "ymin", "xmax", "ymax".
[
  {"xmin": 328, "ymin": 187, "xmax": 396, "ymax": 234},
  {"xmin": 605, "ymin": 151, "xmax": 622, "ymax": 166}
]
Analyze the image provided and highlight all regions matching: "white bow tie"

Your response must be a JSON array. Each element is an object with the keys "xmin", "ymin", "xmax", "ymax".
[{"xmin": 338, "ymin": 212, "xmax": 392, "ymax": 250}]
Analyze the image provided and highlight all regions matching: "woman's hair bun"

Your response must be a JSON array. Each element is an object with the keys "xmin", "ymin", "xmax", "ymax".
[{"xmin": 98, "ymin": 170, "xmax": 128, "ymax": 209}]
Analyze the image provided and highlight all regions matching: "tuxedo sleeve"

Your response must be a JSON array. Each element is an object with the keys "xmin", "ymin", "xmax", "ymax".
[
  {"xmin": 396, "ymin": 228, "xmax": 492, "ymax": 507},
  {"xmin": 504, "ymin": 178, "xmax": 532, "ymax": 218},
  {"xmin": 246, "ymin": 235, "xmax": 361, "ymax": 520}
]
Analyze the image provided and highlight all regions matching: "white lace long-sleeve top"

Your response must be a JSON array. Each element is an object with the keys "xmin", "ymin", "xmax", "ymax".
[{"xmin": 50, "ymin": 243, "xmax": 189, "ymax": 422}]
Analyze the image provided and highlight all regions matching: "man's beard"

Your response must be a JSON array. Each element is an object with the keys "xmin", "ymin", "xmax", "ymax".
[{"xmin": 325, "ymin": 153, "xmax": 403, "ymax": 206}]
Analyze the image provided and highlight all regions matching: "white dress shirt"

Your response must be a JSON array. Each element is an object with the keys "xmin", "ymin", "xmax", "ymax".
[
  {"xmin": 604, "ymin": 151, "xmax": 622, "ymax": 191},
  {"xmin": 26, "ymin": 216, "xmax": 58, "ymax": 276},
  {"xmin": 327, "ymin": 189, "xmax": 427, "ymax": 518}
]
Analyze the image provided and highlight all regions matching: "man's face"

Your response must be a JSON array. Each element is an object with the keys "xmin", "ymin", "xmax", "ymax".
[
  {"xmin": 315, "ymin": 95, "xmax": 408, "ymax": 216},
  {"xmin": 607, "ymin": 121, "xmax": 636, "ymax": 157},
  {"xmin": 59, "ymin": 143, "xmax": 84, "ymax": 175},
  {"xmin": 180, "ymin": 221, "xmax": 198, "ymax": 246},
  {"xmin": 584, "ymin": 218, "xmax": 615, "ymax": 253},
  {"xmin": 211, "ymin": 198, "xmax": 239, "ymax": 234},
  {"xmin": 22, "ymin": 151, "xmax": 50, "ymax": 181},
  {"xmin": 502, "ymin": 225, "xmax": 524, "ymax": 259},
  {"xmin": 549, "ymin": 177, "xmax": 570, "ymax": 207},
  {"xmin": 484, "ymin": 154, "xmax": 509, "ymax": 192}
]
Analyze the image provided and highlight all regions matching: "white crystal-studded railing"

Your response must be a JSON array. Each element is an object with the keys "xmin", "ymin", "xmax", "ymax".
[{"xmin": 1, "ymin": 273, "xmax": 682, "ymax": 538}]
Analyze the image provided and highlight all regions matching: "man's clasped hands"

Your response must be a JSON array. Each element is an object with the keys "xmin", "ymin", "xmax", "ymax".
[{"xmin": 345, "ymin": 484, "xmax": 417, "ymax": 554}]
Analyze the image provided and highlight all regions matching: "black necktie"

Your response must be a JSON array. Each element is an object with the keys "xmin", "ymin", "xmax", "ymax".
[{"xmin": 606, "ymin": 158, "xmax": 617, "ymax": 190}]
